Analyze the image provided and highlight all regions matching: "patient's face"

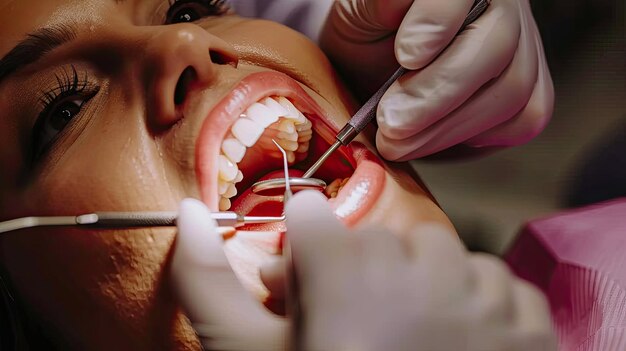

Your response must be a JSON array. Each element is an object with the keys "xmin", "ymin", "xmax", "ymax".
[{"xmin": 0, "ymin": 0, "xmax": 453, "ymax": 349}]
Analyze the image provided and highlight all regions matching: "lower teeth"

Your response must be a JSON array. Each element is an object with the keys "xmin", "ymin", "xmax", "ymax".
[{"xmin": 324, "ymin": 178, "xmax": 350, "ymax": 199}]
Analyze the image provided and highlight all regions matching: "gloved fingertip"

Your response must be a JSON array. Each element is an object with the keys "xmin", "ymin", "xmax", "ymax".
[
  {"xmin": 177, "ymin": 198, "xmax": 216, "ymax": 238},
  {"xmin": 286, "ymin": 190, "xmax": 343, "ymax": 246},
  {"xmin": 395, "ymin": 44, "xmax": 429, "ymax": 71},
  {"xmin": 175, "ymin": 198, "xmax": 226, "ymax": 267},
  {"xmin": 375, "ymin": 131, "xmax": 403, "ymax": 161},
  {"xmin": 286, "ymin": 190, "xmax": 332, "ymax": 220},
  {"xmin": 260, "ymin": 257, "xmax": 287, "ymax": 299}
]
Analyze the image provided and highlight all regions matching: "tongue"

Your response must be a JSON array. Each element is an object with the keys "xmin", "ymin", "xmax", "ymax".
[{"xmin": 231, "ymin": 169, "xmax": 307, "ymax": 217}]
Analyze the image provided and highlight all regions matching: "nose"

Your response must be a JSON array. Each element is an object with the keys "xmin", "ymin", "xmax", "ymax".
[{"xmin": 141, "ymin": 24, "xmax": 238, "ymax": 129}]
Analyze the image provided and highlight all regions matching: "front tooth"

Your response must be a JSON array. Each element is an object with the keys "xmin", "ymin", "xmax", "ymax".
[
  {"xmin": 218, "ymin": 155, "xmax": 238, "ymax": 182},
  {"xmin": 262, "ymin": 97, "xmax": 289, "ymax": 116},
  {"xmin": 224, "ymin": 183, "xmax": 238, "ymax": 198},
  {"xmin": 218, "ymin": 179, "xmax": 230, "ymax": 195},
  {"xmin": 235, "ymin": 170, "xmax": 244, "ymax": 183},
  {"xmin": 219, "ymin": 197, "xmax": 231, "ymax": 211},
  {"xmin": 222, "ymin": 138, "xmax": 246, "ymax": 163},
  {"xmin": 245, "ymin": 103, "xmax": 279, "ymax": 128},
  {"xmin": 232, "ymin": 118, "xmax": 264, "ymax": 147}
]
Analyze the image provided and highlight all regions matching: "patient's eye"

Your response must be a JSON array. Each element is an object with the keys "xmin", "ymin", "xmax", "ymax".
[
  {"xmin": 165, "ymin": 0, "xmax": 231, "ymax": 24},
  {"xmin": 32, "ymin": 66, "xmax": 98, "ymax": 160}
]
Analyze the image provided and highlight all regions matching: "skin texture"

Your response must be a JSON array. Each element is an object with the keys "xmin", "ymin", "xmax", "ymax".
[{"xmin": 0, "ymin": 0, "xmax": 454, "ymax": 349}]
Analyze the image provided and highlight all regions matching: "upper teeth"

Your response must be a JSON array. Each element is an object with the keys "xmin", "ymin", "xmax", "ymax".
[{"xmin": 217, "ymin": 96, "xmax": 313, "ymax": 210}]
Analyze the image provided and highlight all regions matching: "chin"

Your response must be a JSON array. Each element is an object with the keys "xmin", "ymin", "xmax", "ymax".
[{"xmin": 191, "ymin": 68, "xmax": 454, "ymax": 310}]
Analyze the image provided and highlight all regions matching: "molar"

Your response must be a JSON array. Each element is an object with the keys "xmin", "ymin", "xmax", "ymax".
[
  {"xmin": 276, "ymin": 139, "xmax": 299, "ymax": 152},
  {"xmin": 275, "ymin": 120, "xmax": 296, "ymax": 134}
]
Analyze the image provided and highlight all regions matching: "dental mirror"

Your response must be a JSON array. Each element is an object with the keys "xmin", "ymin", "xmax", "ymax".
[
  {"xmin": 252, "ymin": 140, "xmax": 327, "ymax": 196},
  {"xmin": 251, "ymin": 177, "xmax": 326, "ymax": 196}
]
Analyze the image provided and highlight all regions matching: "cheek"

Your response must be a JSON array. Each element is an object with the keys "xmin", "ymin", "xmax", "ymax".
[
  {"xmin": 1, "ymin": 226, "xmax": 179, "ymax": 343},
  {"xmin": 27, "ymin": 110, "xmax": 183, "ymax": 214},
  {"xmin": 0, "ymin": 110, "xmax": 192, "ymax": 339}
]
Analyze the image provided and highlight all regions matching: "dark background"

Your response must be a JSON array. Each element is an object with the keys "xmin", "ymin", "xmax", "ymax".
[{"xmin": 415, "ymin": 0, "xmax": 626, "ymax": 253}]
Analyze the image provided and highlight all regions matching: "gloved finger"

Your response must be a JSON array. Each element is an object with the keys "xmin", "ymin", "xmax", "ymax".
[
  {"xmin": 328, "ymin": 0, "xmax": 414, "ymax": 43},
  {"xmin": 172, "ymin": 199, "xmax": 286, "ymax": 350},
  {"xmin": 286, "ymin": 191, "xmax": 350, "ymax": 276},
  {"xmin": 467, "ymin": 254, "xmax": 514, "ymax": 324},
  {"xmin": 260, "ymin": 257, "xmax": 287, "ymax": 300},
  {"xmin": 286, "ymin": 191, "xmax": 362, "ymax": 306},
  {"xmin": 508, "ymin": 280, "xmax": 556, "ymax": 349},
  {"xmin": 395, "ymin": 0, "xmax": 474, "ymax": 69},
  {"xmin": 377, "ymin": 6, "xmax": 539, "ymax": 160},
  {"xmin": 405, "ymin": 224, "xmax": 467, "ymax": 281},
  {"xmin": 465, "ymin": 28, "xmax": 554, "ymax": 147},
  {"xmin": 377, "ymin": 0, "xmax": 521, "ymax": 143},
  {"xmin": 357, "ymin": 226, "xmax": 407, "ymax": 286}
]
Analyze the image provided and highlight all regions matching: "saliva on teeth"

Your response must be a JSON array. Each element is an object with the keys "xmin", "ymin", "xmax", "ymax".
[{"xmin": 218, "ymin": 96, "xmax": 313, "ymax": 211}]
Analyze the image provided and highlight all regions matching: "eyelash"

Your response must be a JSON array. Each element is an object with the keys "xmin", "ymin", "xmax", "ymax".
[
  {"xmin": 165, "ymin": 0, "xmax": 231, "ymax": 24},
  {"xmin": 32, "ymin": 65, "xmax": 99, "ymax": 161}
]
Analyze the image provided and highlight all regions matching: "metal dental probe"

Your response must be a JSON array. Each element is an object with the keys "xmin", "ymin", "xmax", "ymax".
[
  {"xmin": 0, "ymin": 144, "xmax": 298, "ymax": 234},
  {"xmin": 271, "ymin": 140, "xmax": 302, "ymax": 350},
  {"xmin": 0, "ymin": 211, "xmax": 286, "ymax": 234},
  {"xmin": 273, "ymin": 139, "xmax": 293, "ymax": 204},
  {"xmin": 250, "ymin": 0, "xmax": 491, "ymax": 196}
]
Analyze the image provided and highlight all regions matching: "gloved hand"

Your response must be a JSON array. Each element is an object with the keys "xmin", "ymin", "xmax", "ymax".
[
  {"xmin": 171, "ymin": 199, "xmax": 287, "ymax": 351},
  {"xmin": 172, "ymin": 195, "xmax": 555, "ymax": 351},
  {"xmin": 320, "ymin": 0, "xmax": 555, "ymax": 160},
  {"xmin": 262, "ymin": 191, "xmax": 556, "ymax": 351}
]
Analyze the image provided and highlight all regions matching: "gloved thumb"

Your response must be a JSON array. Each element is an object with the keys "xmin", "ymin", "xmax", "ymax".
[
  {"xmin": 172, "ymin": 198, "xmax": 287, "ymax": 350},
  {"xmin": 173, "ymin": 198, "xmax": 230, "ymax": 269},
  {"xmin": 171, "ymin": 198, "xmax": 242, "ymax": 327}
]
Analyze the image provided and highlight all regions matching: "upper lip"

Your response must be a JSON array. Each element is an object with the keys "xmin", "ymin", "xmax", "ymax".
[{"xmin": 194, "ymin": 70, "xmax": 350, "ymax": 210}]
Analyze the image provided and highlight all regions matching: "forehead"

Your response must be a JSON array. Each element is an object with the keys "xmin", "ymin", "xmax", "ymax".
[{"xmin": 0, "ymin": 0, "xmax": 111, "ymax": 57}]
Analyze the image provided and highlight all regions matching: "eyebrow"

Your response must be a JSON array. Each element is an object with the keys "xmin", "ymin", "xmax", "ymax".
[{"xmin": 0, "ymin": 23, "xmax": 78, "ymax": 85}]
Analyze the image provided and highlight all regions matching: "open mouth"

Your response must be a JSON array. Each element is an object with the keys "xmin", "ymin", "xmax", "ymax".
[
  {"xmin": 194, "ymin": 71, "xmax": 386, "ymax": 308},
  {"xmin": 195, "ymin": 71, "xmax": 385, "ymax": 231}
]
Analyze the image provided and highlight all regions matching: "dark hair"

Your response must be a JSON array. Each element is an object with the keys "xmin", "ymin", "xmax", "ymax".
[{"xmin": 0, "ymin": 275, "xmax": 26, "ymax": 351}]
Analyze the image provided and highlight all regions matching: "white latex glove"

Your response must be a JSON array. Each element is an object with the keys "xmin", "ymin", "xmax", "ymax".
[
  {"xmin": 320, "ymin": 0, "xmax": 555, "ymax": 161},
  {"xmin": 172, "ymin": 195, "xmax": 555, "ymax": 350},
  {"xmin": 171, "ymin": 199, "xmax": 287, "ymax": 351},
  {"xmin": 262, "ymin": 191, "xmax": 556, "ymax": 351}
]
